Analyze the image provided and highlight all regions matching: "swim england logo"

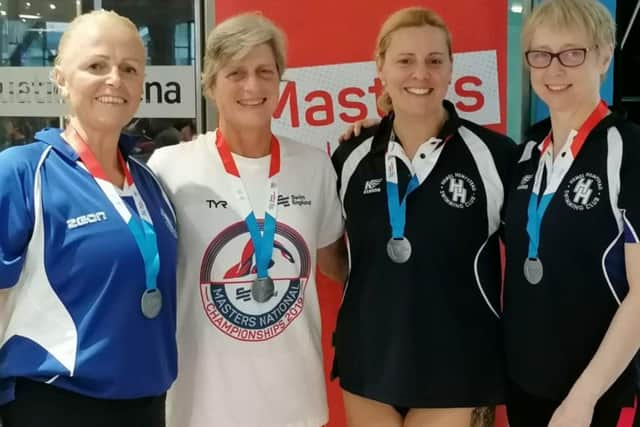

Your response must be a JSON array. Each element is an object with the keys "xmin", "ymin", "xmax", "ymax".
[
  {"xmin": 277, "ymin": 194, "xmax": 312, "ymax": 207},
  {"xmin": 439, "ymin": 172, "xmax": 477, "ymax": 209},
  {"xmin": 563, "ymin": 172, "xmax": 603, "ymax": 211},
  {"xmin": 199, "ymin": 220, "xmax": 311, "ymax": 342}
]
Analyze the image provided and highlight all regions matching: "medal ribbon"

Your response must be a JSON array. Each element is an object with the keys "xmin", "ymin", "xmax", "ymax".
[
  {"xmin": 215, "ymin": 130, "xmax": 280, "ymax": 280},
  {"xmin": 526, "ymin": 101, "xmax": 609, "ymax": 259},
  {"xmin": 71, "ymin": 128, "xmax": 160, "ymax": 294},
  {"xmin": 385, "ymin": 134, "xmax": 447, "ymax": 240}
]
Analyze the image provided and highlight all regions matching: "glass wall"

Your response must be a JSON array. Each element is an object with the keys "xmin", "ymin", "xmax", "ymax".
[
  {"xmin": 614, "ymin": 0, "xmax": 640, "ymax": 124},
  {"xmin": 0, "ymin": 0, "xmax": 74, "ymax": 150},
  {"xmin": 3, "ymin": 0, "xmax": 626, "ymax": 153},
  {"xmin": 506, "ymin": 0, "xmax": 529, "ymax": 141},
  {"xmin": 0, "ymin": 0, "xmax": 197, "ymax": 157},
  {"xmin": 96, "ymin": 0, "xmax": 197, "ymax": 160}
]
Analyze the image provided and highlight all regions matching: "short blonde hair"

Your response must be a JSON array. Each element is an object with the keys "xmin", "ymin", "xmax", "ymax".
[
  {"xmin": 522, "ymin": 0, "xmax": 616, "ymax": 51},
  {"xmin": 53, "ymin": 10, "xmax": 142, "ymax": 100},
  {"xmin": 374, "ymin": 7, "xmax": 452, "ymax": 114},
  {"xmin": 55, "ymin": 10, "xmax": 140, "ymax": 67},
  {"xmin": 202, "ymin": 13, "xmax": 286, "ymax": 91}
]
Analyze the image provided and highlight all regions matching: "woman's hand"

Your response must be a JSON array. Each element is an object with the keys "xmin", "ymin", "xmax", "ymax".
[
  {"xmin": 339, "ymin": 118, "xmax": 380, "ymax": 142},
  {"xmin": 548, "ymin": 394, "xmax": 595, "ymax": 427}
]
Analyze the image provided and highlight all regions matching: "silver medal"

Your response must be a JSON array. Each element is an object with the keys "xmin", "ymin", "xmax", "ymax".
[
  {"xmin": 523, "ymin": 258, "xmax": 544, "ymax": 285},
  {"xmin": 386, "ymin": 237, "xmax": 412, "ymax": 263},
  {"xmin": 141, "ymin": 288, "xmax": 163, "ymax": 319},
  {"xmin": 252, "ymin": 276, "xmax": 275, "ymax": 303}
]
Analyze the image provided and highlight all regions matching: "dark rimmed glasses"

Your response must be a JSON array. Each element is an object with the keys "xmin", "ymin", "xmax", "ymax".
[{"xmin": 524, "ymin": 46, "xmax": 597, "ymax": 68}]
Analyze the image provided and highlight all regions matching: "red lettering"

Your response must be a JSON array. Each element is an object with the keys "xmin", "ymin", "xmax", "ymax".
[
  {"xmin": 273, "ymin": 81, "xmax": 300, "ymax": 127},
  {"xmin": 338, "ymin": 87, "xmax": 367, "ymax": 122},
  {"xmin": 304, "ymin": 90, "xmax": 334, "ymax": 126},
  {"xmin": 221, "ymin": 320, "xmax": 233, "ymax": 332},
  {"xmin": 454, "ymin": 76, "xmax": 485, "ymax": 112},
  {"xmin": 368, "ymin": 78, "xmax": 385, "ymax": 117}
]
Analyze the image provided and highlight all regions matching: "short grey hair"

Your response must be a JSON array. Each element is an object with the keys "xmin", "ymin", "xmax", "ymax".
[{"xmin": 202, "ymin": 13, "xmax": 287, "ymax": 91}]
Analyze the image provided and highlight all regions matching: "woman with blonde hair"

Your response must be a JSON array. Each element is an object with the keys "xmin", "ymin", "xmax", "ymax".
[
  {"xmin": 0, "ymin": 10, "xmax": 178, "ymax": 427},
  {"xmin": 148, "ymin": 12, "xmax": 346, "ymax": 427},
  {"xmin": 331, "ymin": 6, "xmax": 516, "ymax": 427},
  {"xmin": 503, "ymin": 0, "xmax": 640, "ymax": 425}
]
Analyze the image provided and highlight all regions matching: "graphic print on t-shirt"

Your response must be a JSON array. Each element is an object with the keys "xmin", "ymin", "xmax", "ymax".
[{"xmin": 199, "ymin": 220, "xmax": 311, "ymax": 342}]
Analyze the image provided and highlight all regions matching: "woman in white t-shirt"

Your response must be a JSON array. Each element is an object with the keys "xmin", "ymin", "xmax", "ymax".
[{"xmin": 148, "ymin": 13, "xmax": 347, "ymax": 427}]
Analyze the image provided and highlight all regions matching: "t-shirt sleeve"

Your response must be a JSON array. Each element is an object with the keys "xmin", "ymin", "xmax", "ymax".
[
  {"xmin": 146, "ymin": 146, "xmax": 176, "ymax": 198},
  {"xmin": 317, "ymin": 153, "xmax": 344, "ymax": 248},
  {"xmin": 619, "ymin": 132, "xmax": 640, "ymax": 244},
  {"xmin": 146, "ymin": 148, "xmax": 165, "ymax": 177},
  {"xmin": 0, "ymin": 148, "xmax": 36, "ymax": 289}
]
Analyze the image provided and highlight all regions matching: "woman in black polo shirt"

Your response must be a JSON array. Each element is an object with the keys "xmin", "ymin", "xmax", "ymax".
[
  {"xmin": 331, "ymin": 7, "xmax": 516, "ymax": 426},
  {"xmin": 503, "ymin": 0, "xmax": 640, "ymax": 425}
]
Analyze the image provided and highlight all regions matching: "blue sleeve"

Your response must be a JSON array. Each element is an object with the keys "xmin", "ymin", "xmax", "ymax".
[{"xmin": 0, "ymin": 147, "xmax": 36, "ymax": 289}]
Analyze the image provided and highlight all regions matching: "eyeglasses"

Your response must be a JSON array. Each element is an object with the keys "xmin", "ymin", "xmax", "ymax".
[{"xmin": 524, "ymin": 46, "xmax": 597, "ymax": 69}]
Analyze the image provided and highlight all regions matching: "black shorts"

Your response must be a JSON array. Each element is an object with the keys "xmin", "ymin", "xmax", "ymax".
[
  {"xmin": 394, "ymin": 405, "xmax": 410, "ymax": 417},
  {"xmin": 0, "ymin": 378, "xmax": 166, "ymax": 427},
  {"xmin": 506, "ymin": 380, "xmax": 639, "ymax": 427}
]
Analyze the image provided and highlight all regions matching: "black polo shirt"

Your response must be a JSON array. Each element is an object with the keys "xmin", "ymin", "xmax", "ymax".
[
  {"xmin": 331, "ymin": 101, "xmax": 517, "ymax": 407},
  {"xmin": 503, "ymin": 113, "xmax": 640, "ymax": 406}
]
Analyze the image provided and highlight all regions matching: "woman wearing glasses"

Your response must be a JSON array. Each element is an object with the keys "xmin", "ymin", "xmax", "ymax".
[{"xmin": 503, "ymin": 0, "xmax": 640, "ymax": 425}]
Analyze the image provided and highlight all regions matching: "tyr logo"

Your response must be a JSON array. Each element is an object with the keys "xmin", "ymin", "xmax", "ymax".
[{"xmin": 206, "ymin": 199, "xmax": 228, "ymax": 209}]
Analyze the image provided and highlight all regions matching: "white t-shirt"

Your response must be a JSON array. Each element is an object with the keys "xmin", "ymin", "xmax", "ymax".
[{"xmin": 148, "ymin": 131, "xmax": 344, "ymax": 427}]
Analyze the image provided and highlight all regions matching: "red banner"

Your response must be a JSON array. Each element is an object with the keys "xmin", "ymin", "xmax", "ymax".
[
  {"xmin": 214, "ymin": 2, "xmax": 509, "ymax": 425},
  {"xmin": 216, "ymin": 0, "xmax": 508, "ymax": 152}
]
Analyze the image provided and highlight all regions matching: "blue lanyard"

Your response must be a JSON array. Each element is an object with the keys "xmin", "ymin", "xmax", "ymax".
[
  {"xmin": 73, "ymin": 129, "xmax": 160, "ymax": 294},
  {"xmin": 127, "ymin": 216, "xmax": 160, "ymax": 292},
  {"xmin": 525, "ymin": 101, "xmax": 609, "ymax": 260},
  {"xmin": 526, "ymin": 189, "xmax": 554, "ymax": 259},
  {"xmin": 244, "ymin": 212, "xmax": 276, "ymax": 279},
  {"xmin": 387, "ymin": 175, "xmax": 420, "ymax": 239},
  {"xmin": 216, "ymin": 130, "xmax": 280, "ymax": 280},
  {"xmin": 385, "ymin": 138, "xmax": 445, "ymax": 240}
]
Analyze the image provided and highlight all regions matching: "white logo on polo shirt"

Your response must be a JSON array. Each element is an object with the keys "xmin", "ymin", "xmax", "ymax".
[
  {"xmin": 449, "ymin": 178, "xmax": 467, "ymax": 203},
  {"xmin": 66, "ymin": 211, "xmax": 107, "ymax": 229},
  {"xmin": 517, "ymin": 174, "xmax": 534, "ymax": 190},
  {"xmin": 563, "ymin": 172, "xmax": 603, "ymax": 211},
  {"xmin": 363, "ymin": 178, "xmax": 383, "ymax": 195},
  {"xmin": 440, "ymin": 173, "xmax": 477, "ymax": 209}
]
